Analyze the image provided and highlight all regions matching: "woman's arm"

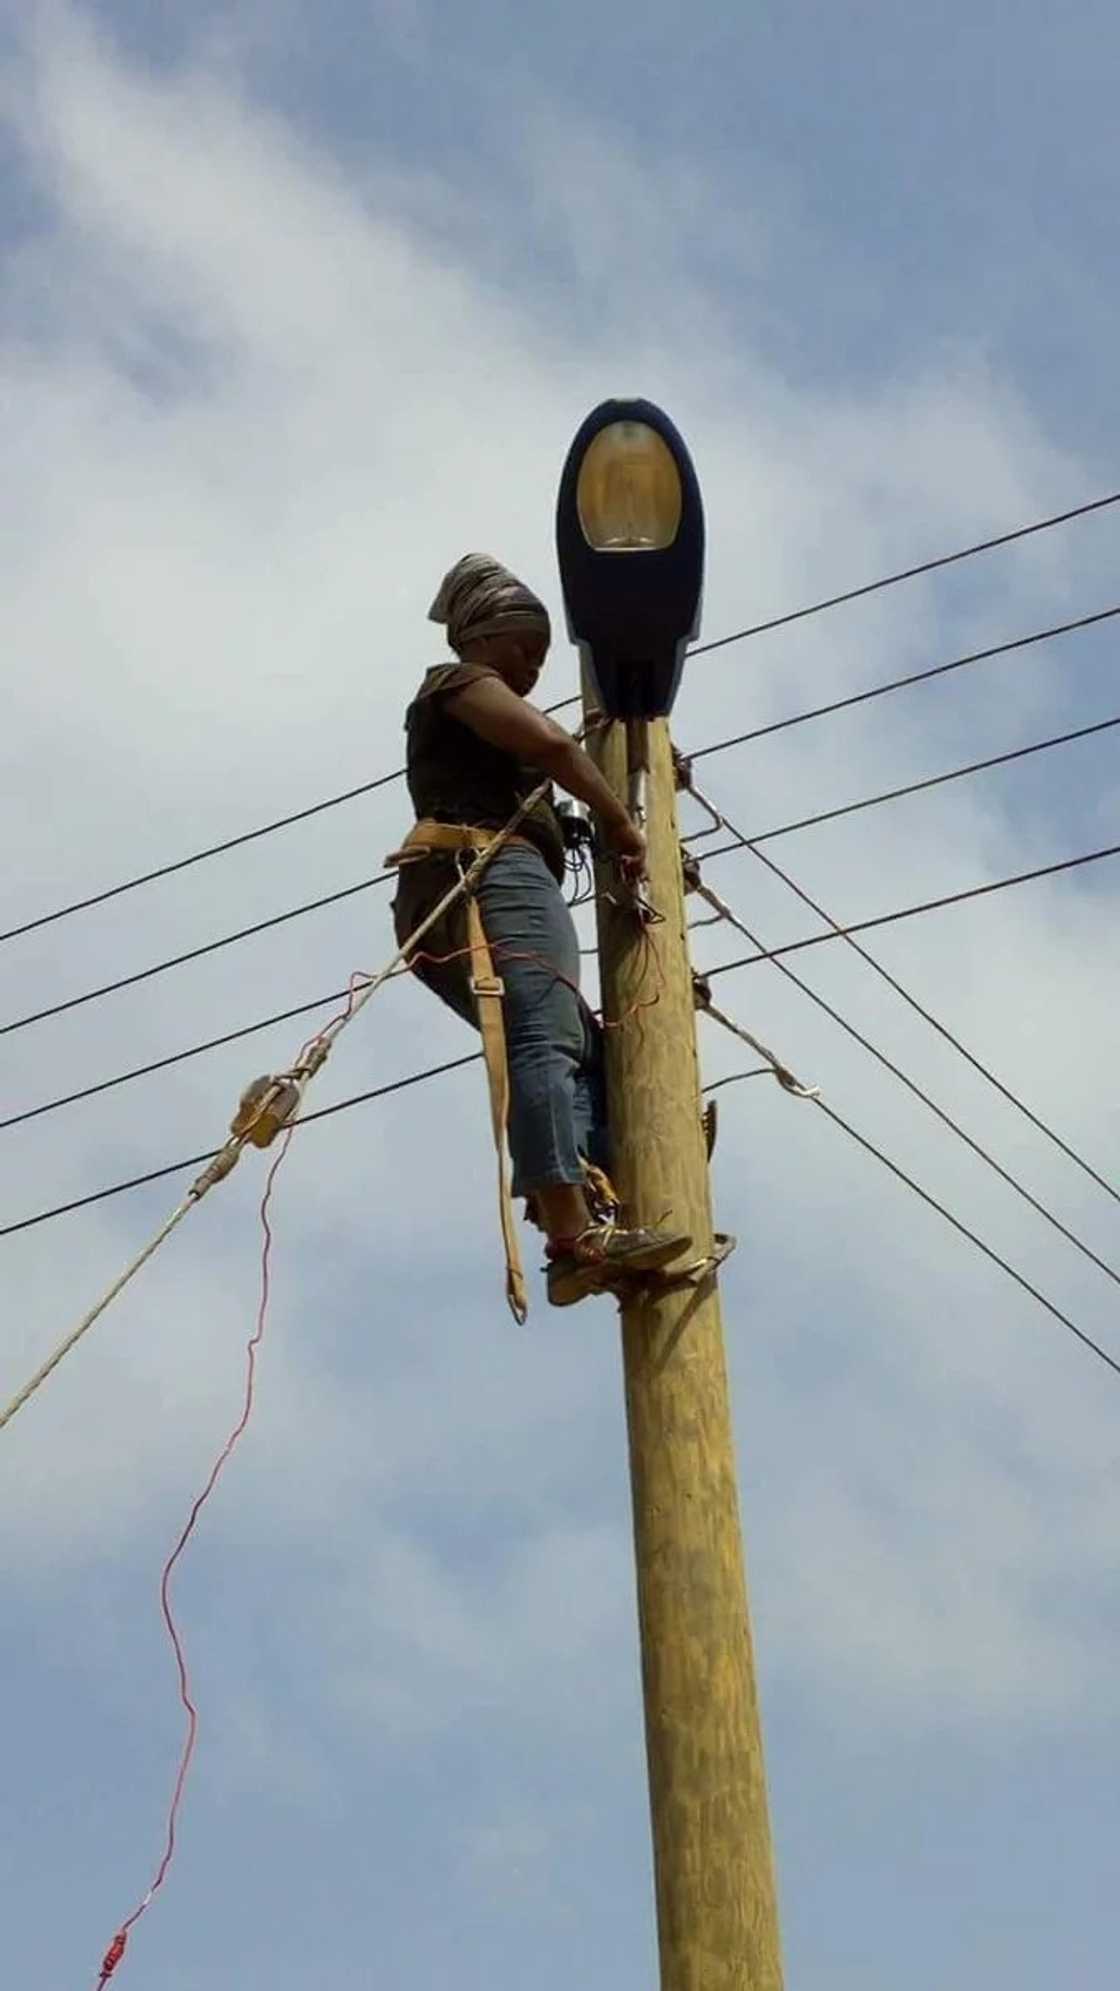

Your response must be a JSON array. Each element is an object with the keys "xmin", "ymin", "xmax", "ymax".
[{"xmin": 446, "ymin": 677, "xmax": 646, "ymax": 868}]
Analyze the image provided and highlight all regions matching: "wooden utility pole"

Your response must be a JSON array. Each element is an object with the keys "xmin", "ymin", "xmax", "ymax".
[{"xmin": 586, "ymin": 695, "xmax": 784, "ymax": 1991}]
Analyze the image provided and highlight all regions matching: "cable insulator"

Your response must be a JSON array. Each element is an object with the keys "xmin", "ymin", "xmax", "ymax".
[{"xmin": 230, "ymin": 1076, "xmax": 301, "ymax": 1149}]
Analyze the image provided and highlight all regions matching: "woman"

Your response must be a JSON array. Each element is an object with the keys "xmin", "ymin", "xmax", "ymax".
[{"xmin": 391, "ymin": 554, "xmax": 692, "ymax": 1307}]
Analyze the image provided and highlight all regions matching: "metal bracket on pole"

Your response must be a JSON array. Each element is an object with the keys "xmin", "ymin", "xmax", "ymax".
[{"xmin": 615, "ymin": 1232, "xmax": 737, "ymax": 1298}]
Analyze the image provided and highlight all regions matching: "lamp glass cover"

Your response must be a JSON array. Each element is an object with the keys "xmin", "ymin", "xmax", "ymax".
[{"xmin": 576, "ymin": 421, "xmax": 682, "ymax": 552}]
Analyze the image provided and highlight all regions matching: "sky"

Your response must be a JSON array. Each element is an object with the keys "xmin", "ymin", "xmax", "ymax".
[{"xmin": 1, "ymin": 3, "xmax": 1118, "ymax": 1985}]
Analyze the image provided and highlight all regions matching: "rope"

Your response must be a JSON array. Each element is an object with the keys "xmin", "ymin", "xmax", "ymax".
[
  {"xmin": 0, "ymin": 1204, "xmax": 193, "ymax": 1434},
  {"xmin": 0, "ymin": 784, "xmax": 550, "ymax": 1436},
  {"xmin": 693, "ymin": 980, "xmax": 820, "ymax": 1100}
]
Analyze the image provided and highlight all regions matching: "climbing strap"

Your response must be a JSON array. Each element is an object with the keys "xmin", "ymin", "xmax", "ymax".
[{"xmin": 386, "ymin": 819, "xmax": 528, "ymax": 1323}]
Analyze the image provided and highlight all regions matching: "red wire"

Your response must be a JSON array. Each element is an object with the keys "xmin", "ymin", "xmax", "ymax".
[{"xmin": 93, "ymin": 1116, "xmax": 300, "ymax": 1986}]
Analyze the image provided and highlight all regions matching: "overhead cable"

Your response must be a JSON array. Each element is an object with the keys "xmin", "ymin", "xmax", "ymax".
[
  {"xmin": 0, "ymin": 872, "xmax": 393, "ymax": 1039},
  {"xmin": 687, "ymin": 604, "xmax": 1120, "ymax": 762},
  {"xmin": 693, "ymin": 784, "xmax": 1120, "ymax": 1209},
  {"xmin": 686, "ymin": 712, "xmax": 1120, "ymax": 850},
  {"xmin": 693, "ymin": 875, "xmax": 1120, "ymax": 1287},
  {"xmin": 0, "ymin": 1055, "xmax": 484, "ymax": 1241},
  {"xmin": 5, "ymin": 835, "xmax": 1120, "ymax": 1131},
  {"xmin": 0, "ymin": 777, "xmax": 556, "ymax": 1423},
  {"xmin": 702, "ymin": 841, "xmax": 1120, "ymax": 973},
  {"xmin": 7, "ymin": 499, "xmax": 1117, "ymax": 948},
  {"xmin": 705, "ymin": 999, "xmax": 1120, "ymax": 1382},
  {"xmin": 689, "ymin": 493, "xmax": 1120, "ymax": 658}
]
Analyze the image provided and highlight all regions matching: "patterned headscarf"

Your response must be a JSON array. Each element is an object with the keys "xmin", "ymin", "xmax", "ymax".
[{"xmin": 428, "ymin": 553, "xmax": 551, "ymax": 656}]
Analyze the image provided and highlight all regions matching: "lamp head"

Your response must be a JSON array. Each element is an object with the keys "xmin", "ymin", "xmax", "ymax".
[{"xmin": 556, "ymin": 398, "xmax": 704, "ymax": 719}]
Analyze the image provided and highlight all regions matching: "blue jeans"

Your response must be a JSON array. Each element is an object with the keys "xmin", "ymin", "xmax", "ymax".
[{"xmin": 392, "ymin": 844, "xmax": 610, "ymax": 1196}]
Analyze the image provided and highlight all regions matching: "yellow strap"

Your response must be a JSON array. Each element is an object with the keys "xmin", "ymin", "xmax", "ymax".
[
  {"xmin": 466, "ymin": 895, "xmax": 529, "ymax": 1325},
  {"xmin": 385, "ymin": 818, "xmax": 528, "ymax": 1319},
  {"xmin": 384, "ymin": 819, "xmax": 502, "ymax": 866}
]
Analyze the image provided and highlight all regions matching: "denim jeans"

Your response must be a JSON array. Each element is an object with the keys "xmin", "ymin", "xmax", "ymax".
[{"xmin": 393, "ymin": 843, "xmax": 610, "ymax": 1196}]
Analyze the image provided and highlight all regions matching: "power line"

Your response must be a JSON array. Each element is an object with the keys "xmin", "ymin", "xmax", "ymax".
[
  {"xmin": 0, "ymin": 769, "xmax": 405, "ymax": 949},
  {"xmin": 693, "ymin": 879, "xmax": 1120, "ymax": 1289},
  {"xmin": 0, "ymin": 1051, "xmax": 773, "ymax": 1241},
  {"xmin": 0, "ymin": 989, "xmax": 353, "ymax": 1132},
  {"xmin": 702, "ymin": 841, "xmax": 1120, "ymax": 973},
  {"xmin": 0, "ymin": 1054, "xmax": 484, "ymax": 1240},
  {"xmin": 686, "ymin": 712, "xmax": 1120, "ymax": 850},
  {"xmin": 812, "ymin": 1097, "xmax": 1120, "ymax": 1382},
  {"xmin": 7, "ymin": 487, "xmax": 1117, "ymax": 952},
  {"xmin": 0, "ymin": 872, "xmax": 393, "ymax": 1040},
  {"xmin": 688, "ymin": 492, "xmax": 1120, "ymax": 658},
  {"xmin": 697, "ymin": 798, "xmax": 1120, "ymax": 1209},
  {"xmin": 7, "ymin": 661, "xmax": 1118, "ymax": 1045},
  {"xmin": 703, "ymin": 995, "xmax": 1120, "ymax": 1380},
  {"xmin": 4, "ymin": 598, "xmax": 1113, "ymax": 996},
  {"xmin": 5, "ymin": 837, "xmax": 1119, "ymax": 1129},
  {"xmin": 0, "ymin": 692, "xmax": 576, "ymax": 950},
  {"xmin": 688, "ymin": 604, "xmax": 1120, "ymax": 762},
  {"xmin": 6, "ymin": 994, "xmax": 1114, "ymax": 1389}
]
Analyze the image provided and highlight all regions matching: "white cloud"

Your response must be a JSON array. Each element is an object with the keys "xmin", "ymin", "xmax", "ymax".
[{"xmin": 2, "ymin": 13, "xmax": 1118, "ymax": 1897}]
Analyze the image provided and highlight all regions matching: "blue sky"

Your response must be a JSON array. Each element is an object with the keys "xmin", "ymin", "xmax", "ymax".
[{"xmin": 2, "ymin": 4, "xmax": 1118, "ymax": 1987}]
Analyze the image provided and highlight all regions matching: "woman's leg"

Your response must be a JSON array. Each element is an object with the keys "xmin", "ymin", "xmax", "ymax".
[{"xmin": 475, "ymin": 847, "xmax": 591, "ymax": 1218}]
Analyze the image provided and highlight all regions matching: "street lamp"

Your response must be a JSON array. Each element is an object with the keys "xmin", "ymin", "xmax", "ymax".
[
  {"xmin": 555, "ymin": 398, "xmax": 705, "ymax": 723},
  {"xmin": 556, "ymin": 407, "xmax": 785, "ymax": 1986}
]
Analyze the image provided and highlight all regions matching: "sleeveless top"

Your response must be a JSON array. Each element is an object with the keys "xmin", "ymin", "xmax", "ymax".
[{"xmin": 404, "ymin": 662, "xmax": 566, "ymax": 883}]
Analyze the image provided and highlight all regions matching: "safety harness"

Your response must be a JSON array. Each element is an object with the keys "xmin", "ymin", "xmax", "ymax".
[{"xmin": 386, "ymin": 819, "xmax": 534, "ymax": 1322}]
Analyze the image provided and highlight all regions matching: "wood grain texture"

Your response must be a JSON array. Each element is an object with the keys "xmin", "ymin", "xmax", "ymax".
[{"xmin": 588, "ymin": 700, "xmax": 783, "ymax": 1991}]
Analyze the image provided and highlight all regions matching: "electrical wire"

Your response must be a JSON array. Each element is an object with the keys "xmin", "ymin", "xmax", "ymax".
[
  {"xmin": 693, "ymin": 879, "xmax": 1120, "ymax": 1287},
  {"xmin": 0, "ymin": 990, "xmax": 353, "ymax": 1133},
  {"xmin": 684, "ymin": 712, "xmax": 1120, "ymax": 850},
  {"xmin": 705, "ymin": 998, "xmax": 1120, "ymax": 1381},
  {"xmin": 0, "ymin": 1040, "xmax": 778, "ymax": 1241},
  {"xmin": 8, "ymin": 488, "xmax": 1117, "ymax": 951},
  {"xmin": 688, "ymin": 492, "xmax": 1120, "ymax": 658},
  {"xmin": 811, "ymin": 1096, "xmax": 1120, "ymax": 1381},
  {"xmin": 5, "ymin": 835, "xmax": 1120, "ymax": 1139},
  {"xmin": 687, "ymin": 604, "xmax": 1120, "ymax": 762},
  {"xmin": 694, "ymin": 787, "xmax": 1120, "ymax": 1208},
  {"xmin": 4, "ymin": 596, "xmax": 1113, "ymax": 1045},
  {"xmin": 0, "ymin": 872, "xmax": 393, "ymax": 1040},
  {"xmin": 701, "ymin": 840, "xmax": 1120, "ymax": 971},
  {"xmin": 0, "ymin": 696, "xmax": 576, "ymax": 950},
  {"xmin": 0, "ymin": 769, "xmax": 405, "ymax": 950},
  {"xmin": 0, "ymin": 1055, "xmax": 484, "ymax": 1239},
  {"xmin": 8, "ymin": 687, "xmax": 1118, "ymax": 1048}
]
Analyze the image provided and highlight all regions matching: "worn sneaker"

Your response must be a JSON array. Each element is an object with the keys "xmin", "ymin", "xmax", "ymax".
[{"xmin": 546, "ymin": 1223, "xmax": 693, "ymax": 1308}]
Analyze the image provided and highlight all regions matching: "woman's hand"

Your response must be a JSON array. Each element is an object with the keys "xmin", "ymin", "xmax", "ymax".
[{"xmin": 606, "ymin": 813, "xmax": 648, "ymax": 881}]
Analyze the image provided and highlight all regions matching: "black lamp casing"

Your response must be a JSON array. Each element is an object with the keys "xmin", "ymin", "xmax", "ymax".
[{"xmin": 556, "ymin": 397, "xmax": 705, "ymax": 720}]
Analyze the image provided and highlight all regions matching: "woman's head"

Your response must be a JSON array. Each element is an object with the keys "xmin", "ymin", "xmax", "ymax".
[{"xmin": 428, "ymin": 553, "xmax": 551, "ymax": 694}]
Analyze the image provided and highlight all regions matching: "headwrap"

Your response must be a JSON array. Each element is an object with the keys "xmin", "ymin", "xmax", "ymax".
[{"xmin": 428, "ymin": 553, "xmax": 551, "ymax": 656}]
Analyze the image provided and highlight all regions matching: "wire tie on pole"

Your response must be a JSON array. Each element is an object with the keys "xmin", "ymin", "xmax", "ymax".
[
  {"xmin": 693, "ymin": 974, "xmax": 820, "ymax": 1101},
  {"xmin": 681, "ymin": 850, "xmax": 703, "ymax": 895}
]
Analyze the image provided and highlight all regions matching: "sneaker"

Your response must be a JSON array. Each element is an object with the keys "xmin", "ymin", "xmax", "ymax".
[{"xmin": 546, "ymin": 1223, "xmax": 693, "ymax": 1308}]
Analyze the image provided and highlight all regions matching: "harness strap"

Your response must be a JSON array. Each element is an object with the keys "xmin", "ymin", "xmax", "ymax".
[
  {"xmin": 465, "ymin": 893, "xmax": 528, "ymax": 1324},
  {"xmin": 387, "ymin": 818, "xmax": 528, "ymax": 1324},
  {"xmin": 384, "ymin": 819, "xmax": 535, "ymax": 866}
]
